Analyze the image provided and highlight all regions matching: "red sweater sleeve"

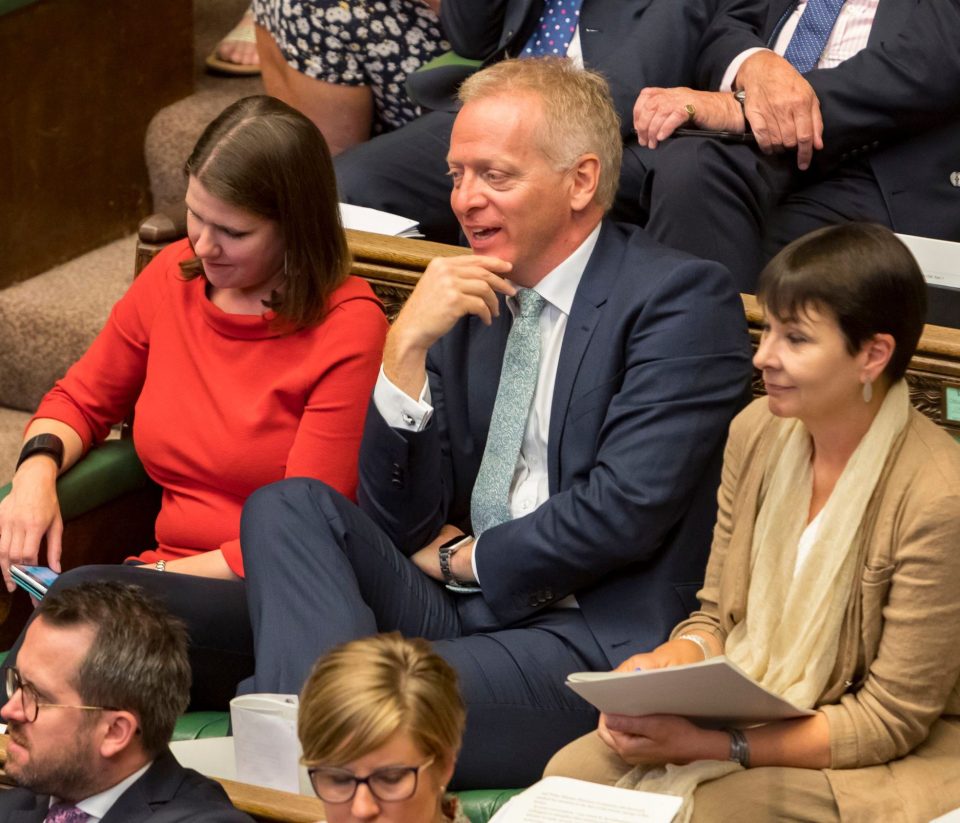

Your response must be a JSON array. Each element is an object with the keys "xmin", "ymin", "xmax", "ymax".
[
  {"xmin": 32, "ymin": 243, "xmax": 179, "ymax": 445},
  {"xmin": 219, "ymin": 293, "xmax": 388, "ymax": 577}
]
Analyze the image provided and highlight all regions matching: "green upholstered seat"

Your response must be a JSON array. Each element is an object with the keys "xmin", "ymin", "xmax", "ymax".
[
  {"xmin": 0, "ymin": 437, "xmax": 151, "ymax": 517},
  {"xmin": 172, "ymin": 711, "xmax": 231, "ymax": 741}
]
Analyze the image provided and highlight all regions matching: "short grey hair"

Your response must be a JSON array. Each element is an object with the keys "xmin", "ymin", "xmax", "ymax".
[{"xmin": 458, "ymin": 57, "xmax": 623, "ymax": 210}]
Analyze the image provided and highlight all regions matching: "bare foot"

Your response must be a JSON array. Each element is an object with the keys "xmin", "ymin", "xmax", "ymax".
[{"xmin": 206, "ymin": 8, "xmax": 261, "ymax": 75}]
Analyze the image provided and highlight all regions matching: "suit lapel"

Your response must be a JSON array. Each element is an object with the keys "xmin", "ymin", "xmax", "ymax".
[
  {"xmin": 100, "ymin": 750, "xmax": 180, "ymax": 823},
  {"xmin": 547, "ymin": 221, "xmax": 619, "ymax": 493}
]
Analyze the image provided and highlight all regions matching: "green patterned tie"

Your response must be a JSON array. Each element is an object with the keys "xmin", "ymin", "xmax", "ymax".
[{"xmin": 471, "ymin": 288, "xmax": 545, "ymax": 536}]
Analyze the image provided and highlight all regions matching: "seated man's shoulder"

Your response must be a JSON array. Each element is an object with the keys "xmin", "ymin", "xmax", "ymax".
[{"xmin": 608, "ymin": 221, "xmax": 739, "ymax": 294}]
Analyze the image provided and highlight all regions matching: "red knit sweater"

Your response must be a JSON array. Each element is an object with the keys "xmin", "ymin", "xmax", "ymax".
[{"xmin": 34, "ymin": 239, "xmax": 388, "ymax": 576}]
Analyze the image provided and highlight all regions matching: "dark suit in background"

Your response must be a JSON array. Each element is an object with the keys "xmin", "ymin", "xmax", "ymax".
[
  {"xmin": 334, "ymin": 0, "xmax": 758, "ymax": 243},
  {"xmin": 239, "ymin": 220, "xmax": 751, "ymax": 788},
  {"xmin": 0, "ymin": 749, "xmax": 253, "ymax": 822},
  {"xmin": 637, "ymin": 0, "xmax": 960, "ymax": 316}
]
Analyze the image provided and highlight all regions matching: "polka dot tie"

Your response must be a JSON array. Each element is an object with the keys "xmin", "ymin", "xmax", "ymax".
[
  {"xmin": 471, "ymin": 289, "xmax": 545, "ymax": 536},
  {"xmin": 783, "ymin": 0, "xmax": 846, "ymax": 74},
  {"xmin": 44, "ymin": 804, "xmax": 89, "ymax": 823},
  {"xmin": 521, "ymin": 0, "xmax": 584, "ymax": 58}
]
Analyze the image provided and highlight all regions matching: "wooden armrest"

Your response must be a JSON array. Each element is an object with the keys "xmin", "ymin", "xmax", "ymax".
[{"xmin": 139, "ymin": 206, "xmax": 188, "ymax": 244}]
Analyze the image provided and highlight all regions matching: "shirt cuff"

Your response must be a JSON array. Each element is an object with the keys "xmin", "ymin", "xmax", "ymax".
[
  {"xmin": 470, "ymin": 534, "xmax": 481, "ymax": 586},
  {"xmin": 373, "ymin": 366, "xmax": 433, "ymax": 432},
  {"xmin": 721, "ymin": 47, "xmax": 768, "ymax": 91}
]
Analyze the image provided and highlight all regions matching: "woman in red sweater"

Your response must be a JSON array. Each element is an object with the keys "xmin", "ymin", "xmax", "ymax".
[{"xmin": 0, "ymin": 96, "xmax": 388, "ymax": 705}]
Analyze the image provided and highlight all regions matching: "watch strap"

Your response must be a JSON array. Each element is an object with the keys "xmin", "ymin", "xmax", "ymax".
[
  {"xmin": 16, "ymin": 433, "xmax": 65, "ymax": 471},
  {"xmin": 438, "ymin": 535, "xmax": 473, "ymax": 587}
]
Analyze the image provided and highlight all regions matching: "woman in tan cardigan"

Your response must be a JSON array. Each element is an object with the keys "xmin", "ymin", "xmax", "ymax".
[{"xmin": 546, "ymin": 223, "xmax": 960, "ymax": 822}]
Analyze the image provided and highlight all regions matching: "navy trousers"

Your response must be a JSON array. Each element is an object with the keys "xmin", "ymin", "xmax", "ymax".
[{"xmin": 240, "ymin": 478, "xmax": 608, "ymax": 789}]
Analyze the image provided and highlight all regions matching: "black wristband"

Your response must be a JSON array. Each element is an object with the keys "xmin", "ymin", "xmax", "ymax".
[{"xmin": 16, "ymin": 434, "xmax": 65, "ymax": 471}]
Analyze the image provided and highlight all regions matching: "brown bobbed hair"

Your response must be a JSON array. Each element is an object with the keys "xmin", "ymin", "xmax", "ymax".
[
  {"xmin": 757, "ymin": 222, "xmax": 927, "ymax": 382},
  {"xmin": 182, "ymin": 95, "xmax": 350, "ymax": 329},
  {"xmin": 298, "ymin": 634, "xmax": 465, "ymax": 769}
]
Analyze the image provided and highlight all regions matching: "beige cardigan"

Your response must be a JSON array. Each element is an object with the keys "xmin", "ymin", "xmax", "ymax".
[{"xmin": 673, "ymin": 398, "xmax": 960, "ymax": 822}]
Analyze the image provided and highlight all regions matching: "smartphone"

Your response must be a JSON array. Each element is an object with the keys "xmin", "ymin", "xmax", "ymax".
[{"xmin": 11, "ymin": 565, "xmax": 59, "ymax": 600}]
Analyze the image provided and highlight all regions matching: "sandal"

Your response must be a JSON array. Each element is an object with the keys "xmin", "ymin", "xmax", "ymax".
[{"xmin": 205, "ymin": 9, "xmax": 261, "ymax": 77}]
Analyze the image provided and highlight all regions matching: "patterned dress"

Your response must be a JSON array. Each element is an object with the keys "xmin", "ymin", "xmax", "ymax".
[{"xmin": 252, "ymin": 0, "xmax": 449, "ymax": 131}]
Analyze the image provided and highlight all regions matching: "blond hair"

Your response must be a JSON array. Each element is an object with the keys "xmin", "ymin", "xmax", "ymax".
[
  {"xmin": 298, "ymin": 634, "xmax": 465, "ymax": 766},
  {"xmin": 458, "ymin": 57, "xmax": 622, "ymax": 210}
]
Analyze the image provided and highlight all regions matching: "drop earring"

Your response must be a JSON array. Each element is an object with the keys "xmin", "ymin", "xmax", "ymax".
[{"xmin": 862, "ymin": 378, "xmax": 873, "ymax": 404}]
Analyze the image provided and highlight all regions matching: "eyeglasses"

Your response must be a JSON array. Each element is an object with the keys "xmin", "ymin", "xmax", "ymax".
[
  {"xmin": 308, "ymin": 756, "xmax": 435, "ymax": 804},
  {"xmin": 4, "ymin": 667, "xmax": 117, "ymax": 723}
]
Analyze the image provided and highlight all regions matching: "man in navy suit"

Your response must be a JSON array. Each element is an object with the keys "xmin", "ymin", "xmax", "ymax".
[
  {"xmin": 624, "ymin": 0, "xmax": 960, "ymax": 323},
  {"xmin": 241, "ymin": 58, "xmax": 751, "ymax": 788},
  {"xmin": 0, "ymin": 582, "xmax": 251, "ymax": 822},
  {"xmin": 335, "ymin": 0, "xmax": 763, "ymax": 244}
]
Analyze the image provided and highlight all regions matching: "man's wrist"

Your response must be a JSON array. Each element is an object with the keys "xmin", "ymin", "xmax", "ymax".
[{"xmin": 450, "ymin": 539, "xmax": 475, "ymax": 583}]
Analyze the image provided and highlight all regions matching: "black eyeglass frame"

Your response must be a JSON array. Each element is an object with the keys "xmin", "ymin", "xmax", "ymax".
[
  {"xmin": 4, "ymin": 667, "xmax": 118, "ymax": 723},
  {"xmin": 307, "ymin": 755, "xmax": 436, "ymax": 804}
]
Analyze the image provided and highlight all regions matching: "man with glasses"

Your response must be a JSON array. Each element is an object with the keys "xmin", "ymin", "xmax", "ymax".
[{"xmin": 0, "ymin": 582, "xmax": 252, "ymax": 822}]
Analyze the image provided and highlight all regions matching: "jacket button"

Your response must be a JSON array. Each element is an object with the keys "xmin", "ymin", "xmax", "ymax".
[
  {"xmin": 528, "ymin": 595, "xmax": 540, "ymax": 607},
  {"xmin": 951, "ymin": 172, "xmax": 960, "ymax": 187}
]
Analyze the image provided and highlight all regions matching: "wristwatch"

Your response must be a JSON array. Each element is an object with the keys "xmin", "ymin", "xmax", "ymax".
[{"xmin": 438, "ymin": 535, "xmax": 481, "ymax": 593}]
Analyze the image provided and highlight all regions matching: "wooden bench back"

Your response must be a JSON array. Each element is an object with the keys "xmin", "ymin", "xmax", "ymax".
[{"xmin": 135, "ymin": 226, "xmax": 960, "ymax": 440}]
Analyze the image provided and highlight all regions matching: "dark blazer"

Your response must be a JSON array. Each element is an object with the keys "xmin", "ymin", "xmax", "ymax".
[
  {"xmin": 358, "ymin": 221, "xmax": 752, "ymax": 666},
  {"xmin": 423, "ymin": 0, "xmax": 756, "ymax": 137},
  {"xmin": 0, "ymin": 749, "xmax": 254, "ymax": 822},
  {"xmin": 697, "ymin": 0, "xmax": 960, "ymax": 241}
]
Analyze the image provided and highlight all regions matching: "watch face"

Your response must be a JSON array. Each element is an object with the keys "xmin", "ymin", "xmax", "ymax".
[{"xmin": 439, "ymin": 535, "xmax": 469, "ymax": 550}]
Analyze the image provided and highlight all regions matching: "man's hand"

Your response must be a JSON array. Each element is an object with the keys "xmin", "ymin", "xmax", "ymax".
[
  {"xmin": 735, "ymin": 50, "xmax": 823, "ymax": 170},
  {"xmin": 598, "ymin": 713, "xmax": 728, "ymax": 766},
  {"xmin": 634, "ymin": 87, "xmax": 744, "ymax": 149},
  {"xmin": 0, "ymin": 459, "xmax": 64, "ymax": 592},
  {"xmin": 410, "ymin": 524, "xmax": 475, "ymax": 583},
  {"xmin": 384, "ymin": 255, "xmax": 514, "ymax": 398}
]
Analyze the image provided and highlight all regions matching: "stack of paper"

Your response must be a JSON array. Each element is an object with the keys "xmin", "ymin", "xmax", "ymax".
[
  {"xmin": 490, "ymin": 777, "xmax": 682, "ymax": 822},
  {"xmin": 230, "ymin": 693, "xmax": 312, "ymax": 796},
  {"xmin": 566, "ymin": 656, "xmax": 813, "ymax": 726},
  {"xmin": 339, "ymin": 203, "xmax": 422, "ymax": 238}
]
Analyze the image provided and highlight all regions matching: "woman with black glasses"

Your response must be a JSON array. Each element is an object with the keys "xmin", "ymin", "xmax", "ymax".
[{"xmin": 298, "ymin": 633, "xmax": 469, "ymax": 823}]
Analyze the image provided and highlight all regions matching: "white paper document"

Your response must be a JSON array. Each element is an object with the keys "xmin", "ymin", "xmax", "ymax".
[
  {"xmin": 566, "ymin": 656, "xmax": 814, "ymax": 725},
  {"xmin": 170, "ymin": 736, "xmax": 236, "ymax": 781},
  {"xmin": 339, "ymin": 202, "xmax": 423, "ymax": 238},
  {"xmin": 896, "ymin": 233, "xmax": 960, "ymax": 291},
  {"xmin": 490, "ymin": 777, "xmax": 682, "ymax": 823},
  {"xmin": 230, "ymin": 693, "xmax": 312, "ymax": 795}
]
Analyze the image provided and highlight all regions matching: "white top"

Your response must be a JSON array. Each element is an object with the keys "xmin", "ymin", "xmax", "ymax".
[{"xmin": 794, "ymin": 509, "xmax": 824, "ymax": 577}]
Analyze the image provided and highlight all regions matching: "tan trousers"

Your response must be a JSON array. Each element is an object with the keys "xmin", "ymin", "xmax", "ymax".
[{"xmin": 545, "ymin": 731, "xmax": 841, "ymax": 823}]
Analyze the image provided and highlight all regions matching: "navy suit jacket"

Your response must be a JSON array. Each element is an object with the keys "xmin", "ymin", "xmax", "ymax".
[
  {"xmin": 0, "ymin": 749, "xmax": 253, "ymax": 822},
  {"xmin": 358, "ymin": 221, "xmax": 752, "ymax": 666},
  {"xmin": 697, "ymin": 0, "xmax": 960, "ymax": 240},
  {"xmin": 425, "ymin": 0, "xmax": 755, "ymax": 138}
]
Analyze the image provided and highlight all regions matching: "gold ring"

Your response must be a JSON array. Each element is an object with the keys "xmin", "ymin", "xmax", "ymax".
[{"xmin": 684, "ymin": 103, "xmax": 696, "ymax": 122}]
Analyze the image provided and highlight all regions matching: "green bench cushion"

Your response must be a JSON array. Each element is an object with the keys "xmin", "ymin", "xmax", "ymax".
[{"xmin": 0, "ymin": 437, "xmax": 150, "ymax": 518}]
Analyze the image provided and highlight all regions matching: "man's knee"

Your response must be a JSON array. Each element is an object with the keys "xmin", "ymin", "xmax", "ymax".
[{"xmin": 241, "ymin": 478, "xmax": 350, "ymax": 561}]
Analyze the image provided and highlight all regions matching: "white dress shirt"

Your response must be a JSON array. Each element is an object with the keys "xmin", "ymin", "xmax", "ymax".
[
  {"xmin": 722, "ymin": 0, "xmax": 879, "ymax": 89},
  {"xmin": 374, "ymin": 224, "xmax": 602, "ymax": 594},
  {"xmin": 53, "ymin": 761, "xmax": 152, "ymax": 822}
]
